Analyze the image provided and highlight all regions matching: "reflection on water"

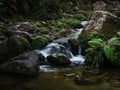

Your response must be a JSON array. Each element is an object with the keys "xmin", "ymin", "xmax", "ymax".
[{"xmin": 0, "ymin": 67, "xmax": 120, "ymax": 90}]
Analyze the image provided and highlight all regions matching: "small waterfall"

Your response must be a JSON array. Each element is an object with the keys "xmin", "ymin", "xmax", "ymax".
[
  {"xmin": 78, "ymin": 45, "xmax": 81, "ymax": 55},
  {"xmin": 39, "ymin": 43, "xmax": 73, "ymax": 58},
  {"xmin": 37, "ymin": 21, "xmax": 88, "ymax": 72}
]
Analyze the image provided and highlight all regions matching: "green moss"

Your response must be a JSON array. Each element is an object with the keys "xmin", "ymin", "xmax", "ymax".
[
  {"xmin": 68, "ymin": 39, "xmax": 78, "ymax": 55},
  {"xmin": 56, "ymin": 18, "xmax": 83, "ymax": 29},
  {"xmin": 73, "ymin": 14, "xmax": 86, "ymax": 21},
  {"xmin": 36, "ymin": 27, "xmax": 49, "ymax": 35},
  {"xmin": 31, "ymin": 36, "xmax": 50, "ymax": 49},
  {"xmin": 17, "ymin": 37, "xmax": 31, "ymax": 53}
]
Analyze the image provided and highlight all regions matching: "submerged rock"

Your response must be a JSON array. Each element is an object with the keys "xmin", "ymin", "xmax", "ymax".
[
  {"xmin": 47, "ymin": 53, "xmax": 71, "ymax": 66},
  {"xmin": 74, "ymin": 69, "xmax": 102, "ymax": 85},
  {"xmin": 0, "ymin": 51, "xmax": 45, "ymax": 75}
]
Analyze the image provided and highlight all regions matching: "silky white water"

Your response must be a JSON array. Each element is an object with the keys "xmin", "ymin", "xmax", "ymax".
[{"xmin": 37, "ymin": 21, "xmax": 88, "ymax": 72}]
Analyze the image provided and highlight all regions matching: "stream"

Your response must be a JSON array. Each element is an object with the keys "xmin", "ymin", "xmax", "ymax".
[
  {"xmin": 0, "ymin": 21, "xmax": 120, "ymax": 90},
  {"xmin": 37, "ymin": 21, "xmax": 88, "ymax": 72}
]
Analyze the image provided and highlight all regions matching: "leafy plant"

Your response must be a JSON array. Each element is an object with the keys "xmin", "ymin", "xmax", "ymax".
[
  {"xmin": 85, "ymin": 31, "xmax": 120, "ymax": 68},
  {"xmin": 86, "ymin": 37, "xmax": 104, "ymax": 68},
  {"xmin": 88, "ymin": 38, "xmax": 103, "ymax": 48},
  {"xmin": 103, "ymin": 45, "xmax": 116, "ymax": 61}
]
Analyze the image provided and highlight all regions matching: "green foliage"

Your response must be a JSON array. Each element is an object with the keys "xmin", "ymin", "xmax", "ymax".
[
  {"xmin": 56, "ymin": 18, "xmax": 83, "ymax": 29},
  {"xmin": 0, "ymin": 0, "xmax": 61, "ymax": 19},
  {"xmin": 89, "ymin": 31, "xmax": 100, "ymax": 39},
  {"xmin": 31, "ymin": 36, "xmax": 50, "ymax": 50},
  {"xmin": 103, "ymin": 45, "xmax": 116, "ymax": 61},
  {"xmin": 35, "ymin": 27, "xmax": 49, "ymax": 35},
  {"xmin": 107, "ymin": 37, "xmax": 120, "ymax": 46},
  {"xmin": 86, "ymin": 31, "xmax": 120, "ymax": 68},
  {"xmin": 88, "ymin": 38, "xmax": 103, "ymax": 48},
  {"xmin": 86, "ymin": 32, "xmax": 104, "ymax": 68},
  {"xmin": 17, "ymin": 38, "xmax": 31, "ymax": 53},
  {"xmin": 73, "ymin": 14, "xmax": 86, "ymax": 21},
  {"xmin": 103, "ymin": 37, "xmax": 120, "ymax": 62}
]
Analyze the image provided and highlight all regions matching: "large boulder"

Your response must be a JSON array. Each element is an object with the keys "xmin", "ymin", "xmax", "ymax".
[
  {"xmin": 47, "ymin": 53, "xmax": 71, "ymax": 66},
  {"xmin": 93, "ymin": 1, "xmax": 106, "ymax": 11},
  {"xmin": 78, "ymin": 10, "xmax": 120, "ymax": 54},
  {"xmin": 0, "ymin": 35, "xmax": 31, "ymax": 64},
  {"xmin": 8, "ymin": 22, "xmax": 34, "ymax": 33},
  {"xmin": 0, "ymin": 51, "xmax": 45, "ymax": 75},
  {"xmin": 8, "ymin": 22, "xmax": 34, "ymax": 42}
]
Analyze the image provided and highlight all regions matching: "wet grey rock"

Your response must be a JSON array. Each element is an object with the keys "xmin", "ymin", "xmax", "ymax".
[
  {"xmin": 0, "ymin": 35, "xmax": 31, "ymax": 64},
  {"xmin": 0, "ymin": 51, "xmax": 45, "ymax": 75},
  {"xmin": 47, "ymin": 53, "xmax": 71, "ymax": 66}
]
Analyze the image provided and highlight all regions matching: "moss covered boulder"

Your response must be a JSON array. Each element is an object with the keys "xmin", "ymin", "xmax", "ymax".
[
  {"xmin": 0, "ymin": 35, "xmax": 31, "ymax": 64},
  {"xmin": 0, "ymin": 51, "xmax": 45, "ymax": 75},
  {"xmin": 31, "ymin": 36, "xmax": 51, "ymax": 50},
  {"xmin": 47, "ymin": 53, "xmax": 71, "ymax": 66},
  {"xmin": 78, "ymin": 10, "xmax": 120, "ymax": 54}
]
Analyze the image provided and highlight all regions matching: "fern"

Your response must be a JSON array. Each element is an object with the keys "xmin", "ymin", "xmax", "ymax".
[
  {"xmin": 103, "ymin": 45, "xmax": 116, "ymax": 61},
  {"xmin": 108, "ymin": 37, "xmax": 120, "ymax": 46},
  {"xmin": 86, "ymin": 48, "xmax": 93, "ymax": 53},
  {"xmin": 88, "ymin": 38, "xmax": 103, "ymax": 48}
]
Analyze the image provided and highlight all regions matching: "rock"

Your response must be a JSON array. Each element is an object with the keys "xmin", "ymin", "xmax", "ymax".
[
  {"xmin": 74, "ymin": 74, "xmax": 102, "ymax": 85},
  {"xmin": 8, "ymin": 22, "xmax": 34, "ymax": 42},
  {"xmin": 47, "ymin": 53, "xmax": 71, "ymax": 66},
  {"xmin": 84, "ymin": 11, "xmax": 117, "ymax": 31},
  {"xmin": 8, "ymin": 30, "xmax": 33, "ymax": 42},
  {"xmin": 31, "ymin": 36, "xmax": 50, "ymax": 49},
  {"xmin": 8, "ymin": 22, "xmax": 34, "ymax": 33},
  {"xmin": 0, "ymin": 35, "xmax": 31, "ymax": 64},
  {"xmin": 116, "ymin": 32, "xmax": 120, "ymax": 37},
  {"xmin": 65, "ymin": 73, "xmax": 76, "ymax": 77},
  {"xmin": 74, "ymin": 70, "xmax": 102, "ymax": 85},
  {"xmin": 0, "ymin": 22, "xmax": 7, "ymax": 40},
  {"xmin": 68, "ymin": 39, "xmax": 79, "ymax": 55},
  {"xmin": 93, "ymin": 1, "xmax": 106, "ymax": 11},
  {"xmin": 0, "ymin": 51, "xmax": 45, "ymax": 75},
  {"xmin": 78, "ymin": 10, "xmax": 120, "ymax": 54}
]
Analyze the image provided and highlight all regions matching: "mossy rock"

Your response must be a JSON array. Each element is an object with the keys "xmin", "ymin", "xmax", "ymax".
[
  {"xmin": 17, "ymin": 37, "xmax": 31, "ymax": 53},
  {"xmin": 73, "ymin": 14, "xmax": 86, "ymax": 21},
  {"xmin": 0, "ymin": 51, "xmax": 41, "ymax": 75},
  {"xmin": 35, "ymin": 27, "xmax": 49, "ymax": 35},
  {"xmin": 0, "ymin": 35, "xmax": 31, "ymax": 64},
  {"xmin": 78, "ymin": 11, "xmax": 120, "ymax": 55},
  {"xmin": 47, "ymin": 53, "xmax": 71, "ymax": 66},
  {"xmin": 31, "ymin": 36, "xmax": 50, "ymax": 50},
  {"xmin": 55, "ymin": 18, "xmax": 83, "ymax": 29},
  {"xmin": 67, "ymin": 19, "xmax": 83, "ymax": 28},
  {"xmin": 68, "ymin": 39, "xmax": 79, "ymax": 55}
]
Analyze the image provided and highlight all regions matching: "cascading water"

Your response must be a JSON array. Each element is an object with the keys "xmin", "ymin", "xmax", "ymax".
[{"xmin": 37, "ymin": 21, "xmax": 88, "ymax": 72}]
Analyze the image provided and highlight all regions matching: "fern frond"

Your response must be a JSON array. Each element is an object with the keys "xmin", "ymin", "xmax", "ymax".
[
  {"xmin": 108, "ymin": 37, "xmax": 120, "ymax": 46},
  {"xmin": 85, "ymin": 48, "xmax": 93, "ymax": 53},
  {"xmin": 103, "ymin": 45, "xmax": 116, "ymax": 61},
  {"xmin": 88, "ymin": 38, "xmax": 103, "ymax": 48}
]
